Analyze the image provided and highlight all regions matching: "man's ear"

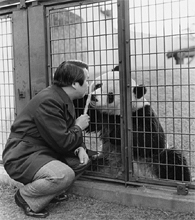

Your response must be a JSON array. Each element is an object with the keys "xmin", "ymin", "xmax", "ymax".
[{"xmin": 72, "ymin": 82, "xmax": 78, "ymax": 90}]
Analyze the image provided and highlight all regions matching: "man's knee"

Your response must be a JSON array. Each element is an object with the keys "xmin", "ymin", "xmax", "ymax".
[
  {"xmin": 35, "ymin": 160, "xmax": 75, "ymax": 191},
  {"xmin": 61, "ymin": 166, "xmax": 75, "ymax": 186},
  {"xmin": 48, "ymin": 165, "xmax": 75, "ymax": 187}
]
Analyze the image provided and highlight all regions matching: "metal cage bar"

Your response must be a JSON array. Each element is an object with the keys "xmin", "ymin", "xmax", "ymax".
[{"xmin": 0, "ymin": 14, "xmax": 15, "ymax": 162}]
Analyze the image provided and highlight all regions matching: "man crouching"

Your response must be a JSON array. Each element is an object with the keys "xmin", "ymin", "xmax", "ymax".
[{"xmin": 3, "ymin": 60, "xmax": 91, "ymax": 218}]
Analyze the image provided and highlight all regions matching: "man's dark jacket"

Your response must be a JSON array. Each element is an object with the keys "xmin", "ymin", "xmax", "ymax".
[{"xmin": 3, "ymin": 85, "xmax": 85, "ymax": 184}]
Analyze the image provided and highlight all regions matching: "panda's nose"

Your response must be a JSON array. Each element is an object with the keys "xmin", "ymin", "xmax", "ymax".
[{"xmin": 91, "ymin": 94, "xmax": 98, "ymax": 102}]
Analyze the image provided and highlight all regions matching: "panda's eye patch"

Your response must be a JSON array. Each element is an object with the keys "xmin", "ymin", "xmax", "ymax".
[
  {"xmin": 94, "ymin": 83, "xmax": 102, "ymax": 90},
  {"xmin": 108, "ymin": 92, "xmax": 114, "ymax": 104}
]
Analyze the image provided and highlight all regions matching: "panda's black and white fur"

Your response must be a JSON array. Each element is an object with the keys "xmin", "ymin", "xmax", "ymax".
[{"xmin": 74, "ymin": 67, "xmax": 191, "ymax": 181}]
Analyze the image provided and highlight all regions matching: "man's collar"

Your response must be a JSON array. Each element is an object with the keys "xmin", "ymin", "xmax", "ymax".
[{"xmin": 52, "ymin": 85, "xmax": 75, "ymax": 118}]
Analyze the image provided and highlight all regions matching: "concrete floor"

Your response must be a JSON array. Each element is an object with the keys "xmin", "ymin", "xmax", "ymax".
[{"xmin": 1, "ymin": 165, "xmax": 195, "ymax": 213}]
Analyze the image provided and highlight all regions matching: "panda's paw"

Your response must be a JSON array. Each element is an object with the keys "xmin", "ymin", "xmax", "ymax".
[
  {"xmin": 115, "ymin": 170, "xmax": 123, "ymax": 179},
  {"xmin": 92, "ymin": 154, "xmax": 98, "ymax": 160},
  {"xmin": 92, "ymin": 152, "xmax": 103, "ymax": 160}
]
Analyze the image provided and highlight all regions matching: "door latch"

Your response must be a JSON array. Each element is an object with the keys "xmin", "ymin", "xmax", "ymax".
[{"xmin": 177, "ymin": 183, "xmax": 189, "ymax": 195}]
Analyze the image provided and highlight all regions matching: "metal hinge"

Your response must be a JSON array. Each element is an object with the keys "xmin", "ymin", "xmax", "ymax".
[
  {"xmin": 177, "ymin": 183, "xmax": 189, "ymax": 195},
  {"xmin": 20, "ymin": 0, "xmax": 26, "ymax": 9},
  {"xmin": 18, "ymin": 89, "xmax": 26, "ymax": 99}
]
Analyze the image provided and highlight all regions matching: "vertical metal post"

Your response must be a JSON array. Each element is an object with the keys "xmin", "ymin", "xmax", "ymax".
[
  {"xmin": 46, "ymin": 7, "xmax": 52, "ymax": 85},
  {"xmin": 118, "ymin": 0, "xmax": 131, "ymax": 183},
  {"xmin": 13, "ymin": 9, "xmax": 30, "ymax": 114},
  {"xmin": 28, "ymin": 5, "xmax": 48, "ymax": 97},
  {"xmin": 122, "ymin": 0, "xmax": 133, "ymax": 181}
]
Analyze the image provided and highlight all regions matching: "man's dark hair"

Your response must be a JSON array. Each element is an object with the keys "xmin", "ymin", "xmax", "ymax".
[{"xmin": 53, "ymin": 60, "xmax": 89, "ymax": 87}]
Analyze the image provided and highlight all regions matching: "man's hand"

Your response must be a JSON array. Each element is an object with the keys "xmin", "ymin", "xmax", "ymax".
[
  {"xmin": 75, "ymin": 114, "xmax": 90, "ymax": 131},
  {"xmin": 75, "ymin": 147, "xmax": 89, "ymax": 165}
]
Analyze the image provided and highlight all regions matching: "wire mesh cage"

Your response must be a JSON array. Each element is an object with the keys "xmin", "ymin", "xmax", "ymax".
[
  {"xmin": 0, "ymin": 0, "xmax": 194, "ymax": 187},
  {"xmin": 0, "ymin": 15, "xmax": 15, "ymax": 161},
  {"xmin": 47, "ymin": 0, "xmax": 122, "ymax": 179},
  {"xmin": 128, "ymin": 0, "xmax": 195, "ymax": 183},
  {"xmin": 47, "ymin": 0, "xmax": 195, "ymax": 185}
]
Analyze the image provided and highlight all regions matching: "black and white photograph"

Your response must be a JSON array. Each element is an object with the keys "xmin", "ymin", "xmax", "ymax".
[{"xmin": 0, "ymin": 0, "xmax": 195, "ymax": 219}]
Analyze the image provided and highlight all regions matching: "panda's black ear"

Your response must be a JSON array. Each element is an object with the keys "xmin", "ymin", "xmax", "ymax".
[
  {"xmin": 112, "ymin": 65, "xmax": 119, "ymax": 71},
  {"xmin": 133, "ymin": 85, "xmax": 147, "ymax": 99}
]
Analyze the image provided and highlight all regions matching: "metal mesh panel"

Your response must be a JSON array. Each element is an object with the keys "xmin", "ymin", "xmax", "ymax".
[
  {"xmin": 47, "ymin": 0, "xmax": 195, "ymax": 185},
  {"xmin": 129, "ymin": 0, "xmax": 195, "ymax": 183},
  {"xmin": 48, "ymin": 1, "xmax": 118, "ymax": 79},
  {"xmin": 0, "ymin": 15, "xmax": 15, "ymax": 161},
  {"xmin": 47, "ymin": 0, "xmax": 121, "ymax": 179}
]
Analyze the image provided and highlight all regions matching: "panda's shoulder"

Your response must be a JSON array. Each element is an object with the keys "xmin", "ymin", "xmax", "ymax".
[{"xmin": 133, "ymin": 104, "xmax": 151, "ymax": 115}]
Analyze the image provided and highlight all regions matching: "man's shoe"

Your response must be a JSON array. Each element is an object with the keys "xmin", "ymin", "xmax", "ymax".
[
  {"xmin": 14, "ymin": 190, "xmax": 49, "ymax": 218},
  {"xmin": 50, "ymin": 193, "xmax": 69, "ymax": 203}
]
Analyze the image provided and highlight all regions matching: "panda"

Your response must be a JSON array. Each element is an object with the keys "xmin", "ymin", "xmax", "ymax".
[{"xmin": 74, "ymin": 67, "xmax": 191, "ymax": 181}]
